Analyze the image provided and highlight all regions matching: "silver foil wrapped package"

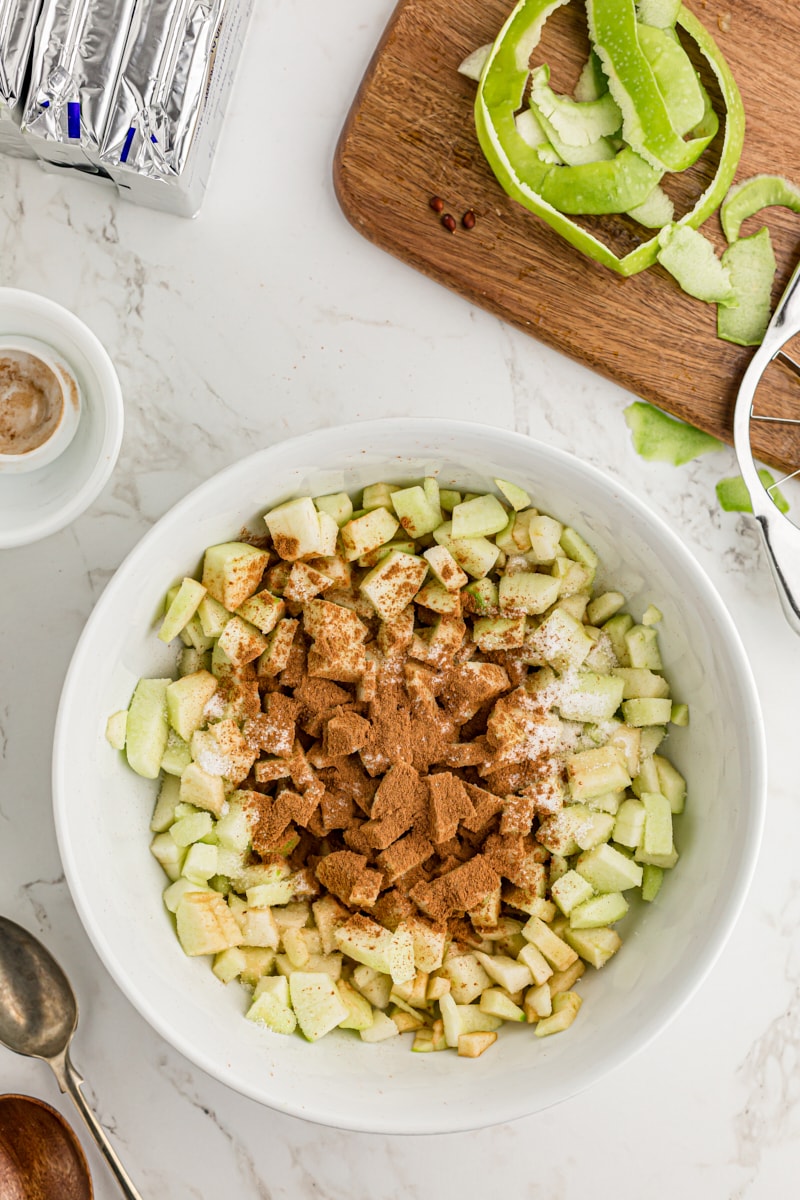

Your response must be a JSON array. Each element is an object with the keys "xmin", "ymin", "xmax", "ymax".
[
  {"xmin": 101, "ymin": 0, "xmax": 253, "ymax": 217},
  {"xmin": 0, "ymin": 0, "xmax": 44, "ymax": 157},
  {"xmin": 21, "ymin": 0, "xmax": 138, "ymax": 171}
]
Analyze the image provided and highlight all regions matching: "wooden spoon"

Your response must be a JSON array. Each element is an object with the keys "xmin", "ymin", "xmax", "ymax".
[{"xmin": 0, "ymin": 1094, "xmax": 92, "ymax": 1200}]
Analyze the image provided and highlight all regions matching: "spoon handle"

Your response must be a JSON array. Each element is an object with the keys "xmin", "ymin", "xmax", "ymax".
[{"xmin": 51, "ymin": 1051, "xmax": 144, "ymax": 1200}]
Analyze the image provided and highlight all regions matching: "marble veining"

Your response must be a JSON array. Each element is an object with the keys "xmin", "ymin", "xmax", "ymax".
[{"xmin": 1, "ymin": 0, "xmax": 800, "ymax": 1196}]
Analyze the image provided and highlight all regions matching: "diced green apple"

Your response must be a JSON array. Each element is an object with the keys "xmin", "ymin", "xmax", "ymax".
[
  {"xmin": 390, "ymin": 485, "xmax": 442, "ymax": 537},
  {"xmin": 158, "ymin": 577, "xmax": 207, "ymax": 644},
  {"xmin": 557, "ymin": 672, "xmax": 625, "ymax": 723},
  {"xmin": 360, "ymin": 1011, "xmax": 400, "ymax": 1043},
  {"xmin": 314, "ymin": 492, "xmax": 353, "ymax": 527},
  {"xmin": 613, "ymin": 798, "xmax": 646, "ymax": 849},
  {"xmin": 341, "ymin": 507, "xmax": 399, "ymax": 562},
  {"xmin": 534, "ymin": 990, "xmax": 582, "ymax": 1037},
  {"xmin": 575, "ymin": 843, "xmax": 644, "ymax": 892},
  {"xmin": 641, "ymin": 791, "xmax": 674, "ymax": 856},
  {"xmin": 479, "ymin": 988, "xmax": 526, "ymax": 1021},
  {"xmin": 218, "ymin": 615, "xmax": 268, "ymax": 666},
  {"xmin": 182, "ymin": 841, "xmax": 218, "ymax": 884},
  {"xmin": 622, "ymin": 698, "xmax": 673, "ymax": 726},
  {"xmin": 236, "ymin": 590, "xmax": 285, "ymax": 634},
  {"xmin": 551, "ymin": 870, "xmax": 595, "ymax": 916},
  {"xmin": 499, "ymin": 571, "xmax": 560, "ymax": 615},
  {"xmin": 336, "ymin": 980, "xmax": 375, "ymax": 1031},
  {"xmin": 494, "ymin": 478, "xmax": 531, "ymax": 511},
  {"xmin": 105, "ymin": 709, "xmax": 127, "ymax": 751},
  {"xmin": 526, "ymin": 515, "xmax": 563, "ymax": 564},
  {"xmin": 532, "ymin": 608, "xmax": 594, "ymax": 671},
  {"xmin": 202, "ymin": 542, "xmax": 269, "ymax": 610},
  {"xmin": 150, "ymin": 832, "xmax": 185, "ymax": 881},
  {"xmin": 452, "ymin": 493, "xmax": 509, "ymax": 539},
  {"xmin": 586, "ymin": 591, "xmax": 625, "ymax": 625},
  {"xmin": 570, "ymin": 892, "xmax": 628, "ymax": 929},
  {"xmin": 654, "ymin": 755, "xmax": 687, "ymax": 813},
  {"xmin": 359, "ymin": 551, "xmax": 428, "ymax": 621},
  {"xmin": 362, "ymin": 482, "xmax": 396, "ymax": 511},
  {"xmin": 246, "ymin": 990, "xmax": 297, "ymax": 1035},
  {"xmin": 150, "ymin": 774, "xmax": 181, "ymax": 832},
  {"xmin": 522, "ymin": 917, "xmax": 578, "ymax": 972},
  {"xmin": 289, "ymin": 972, "xmax": 349, "ymax": 1041},
  {"xmin": 264, "ymin": 498, "xmax": 322, "ymax": 562},
  {"xmin": 176, "ymin": 891, "xmax": 241, "ymax": 956},
  {"xmin": 161, "ymin": 730, "xmax": 193, "ymax": 776},
  {"xmin": 567, "ymin": 745, "xmax": 631, "ymax": 800},
  {"xmin": 562, "ymin": 925, "xmax": 622, "ymax": 969},
  {"xmin": 197, "ymin": 594, "xmax": 231, "ymax": 638},
  {"xmin": 126, "ymin": 678, "xmax": 171, "ymax": 779},
  {"xmin": 641, "ymin": 864, "xmax": 664, "ymax": 901},
  {"xmin": 166, "ymin": 670, "xmax": 218, "ymax": 741},
  {"xmin": 625, "ymin": 625, "xmax": 663, "ymax": 670},
  {"xmin": 473, "ymin": 951, "xmax": 533, "ymax": 994}
]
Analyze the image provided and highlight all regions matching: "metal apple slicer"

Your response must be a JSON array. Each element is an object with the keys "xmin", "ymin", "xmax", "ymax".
[{"xmin": 733, "ymin": 259, "xmax": 800, "ymax": 636}]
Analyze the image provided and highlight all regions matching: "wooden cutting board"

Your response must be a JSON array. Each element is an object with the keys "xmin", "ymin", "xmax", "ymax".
[{"xmin": 334, "ymin": 0, "xmax": 800, "ymax": 473}]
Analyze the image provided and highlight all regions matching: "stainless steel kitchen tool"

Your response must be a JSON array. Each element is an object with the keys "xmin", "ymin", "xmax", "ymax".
[
  {"xmin": 0, "ymin": 916, "xmax": 143, "ymax": 1200},
  {"xmin": 733, "ymin": 260, "xmax": 800, "ymax": 636}
]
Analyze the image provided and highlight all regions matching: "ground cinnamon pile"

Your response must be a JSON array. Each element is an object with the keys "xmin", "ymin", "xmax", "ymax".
[{"xmin": 230, "ymin": 556, "xmax": 567, "ymax": 946}]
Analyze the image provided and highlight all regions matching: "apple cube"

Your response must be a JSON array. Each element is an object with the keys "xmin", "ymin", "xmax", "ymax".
[
  {"xmin": 391, "ymin": 484, "xmax": 442, "ymax": 537},
  {"xmin": 176, "ymin": 892, "xmax": 241, "ymax": 956},
  {"xmin": 166, "ymin": 670, "xmax": 218, "ymax": 742},
  {"xmin": 351, "ymin": 965, "xmax": 393, "ymax": 1010},
  {"xmin": 575, "ymin": 843, "xmax": 644, "ymax": 892},
  {"xmin": 451, "ymin": 493, "xmax": 508, "ymax": 539},
  {"xmin": 158, "ymin": 577, "xmax": 207, "ymax": 644},
  {"xmin": 534, "ymin": 990, "xmax": 582, "ymax": 1037},
  {"xmin": 423, "ymin": 544, "xmax": 468, "ymax": 591},
  {"xmin": 567, "ymin": 745, "xmax": 631, "ymax": 801},
  {"xmin": 202, "ymin": 542, "xmax": 269, "ymax": 611},
  {"xmin": 499, "ymin": 572, "xmax": 560, "ymax": 616},
  {"xmin": 557, "ymin": 672, "xmax": 625, "ymax": 723},
  {"xmin": 522, "ymin": 917, "xmax": 578, "ymax": 972},
  {"xmin": 526, "ymin": 515, "xmax": 563, "ymax": 563},
  {"xmin": 150, "ymin": 832, "xmax": 185, "ymax": 881},
  {"xmin": 360, "ymin": 1011, "xmax": 400, "ymax": 1043},
  {"xmin": 314, "ymin": 491, "xmax": 353, "ymax": 527},
  {"xmin": 570, "ymin": 892, "xmax": 628, "ymax": 929},
  {"xmin": 336, "ymin": 980, "xmax": 375, "ymax": 1031},
  {"xmin": 126, "ymin": 677, "xmax": 171, "ymax": 779},
  {"xmin": 532, "ymin": 608, "xmax": 594, "ymax": 671},
  {"xmin": 359, "ymin": 551, "xmax": 428, "ymax": 621},
  {"xmin": 236, "ymin": 590, "xmax": 285, "ymax": 635},
  {"xmin": 150, "ymin": 774, "xmax": 181, "ymax": 832},
  {"xmin": 473, "ymin": 951, "xmax": 533, "ymax": 994},
  {"xmin": 264, "ymin": 497, "xmax": 322, "ymax": 561},
  {"xmin": 494, "ymin": 478, "xmax": 531, "ymax": 511},
  {"xmin": 562, "ymin": 925, "xmax": 622, "ymax": 969},
  {"xmin": 289, "ymin": 972, "xmax": 349, "ymax": 1041},
  {"xmin": 246, "ymin": 991, "xmax": 297, "ymax": 1035},
  {"xmin": 340, "ymin": 507, "xmax": 399, "ymax": 562},
  {"xmin": 105, "ymin": 709, "xmax": 127, "ymax": 751}
]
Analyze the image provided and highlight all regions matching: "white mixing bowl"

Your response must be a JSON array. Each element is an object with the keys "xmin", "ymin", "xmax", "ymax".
[{"xmin": 53, "ymin": 419, "xmax": 766, "ymax": 1133}]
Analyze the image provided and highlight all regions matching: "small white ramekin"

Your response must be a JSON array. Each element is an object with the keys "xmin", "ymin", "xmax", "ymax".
[{"xmin": 0, "ymin": 289, "xmax": 124, "ymax": 548}]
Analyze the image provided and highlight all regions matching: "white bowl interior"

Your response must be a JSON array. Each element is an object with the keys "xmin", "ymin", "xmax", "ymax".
[
  {"xmin": 53, "ymin": 420, "xmax": 765, "ymax": 1133},
  {"xmin": 0, "ymin": 289, "xmax": 123, "ymax": 547}
]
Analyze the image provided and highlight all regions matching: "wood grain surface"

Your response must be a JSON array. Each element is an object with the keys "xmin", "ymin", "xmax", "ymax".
[
  {"xmin": 0, "ymin": 1095, "xmax": 92, "ymax": 1200},
  {"xmin": 334, "ymin": 0, "xmax": 800, "ymax": 472}
]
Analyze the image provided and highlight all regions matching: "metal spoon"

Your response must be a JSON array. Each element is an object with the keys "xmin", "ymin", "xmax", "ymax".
[{"xmin": 0, "ymin": 916, "xmax": 143, "ymax": 1200}]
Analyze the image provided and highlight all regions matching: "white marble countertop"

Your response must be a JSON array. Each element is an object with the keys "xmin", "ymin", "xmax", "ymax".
[{"xmin": 2, "ymin": 2, "xmax": 800, "ymax": 1197}]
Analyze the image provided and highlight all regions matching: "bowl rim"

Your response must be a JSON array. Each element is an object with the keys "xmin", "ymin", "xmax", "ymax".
[
  {"xmin": 52, "ymin": 417, "xmax": 767, "ymax": 1133},
  {"xmin": 0, "ymin": 287, "xmax": 124, "ymax": 549}
]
